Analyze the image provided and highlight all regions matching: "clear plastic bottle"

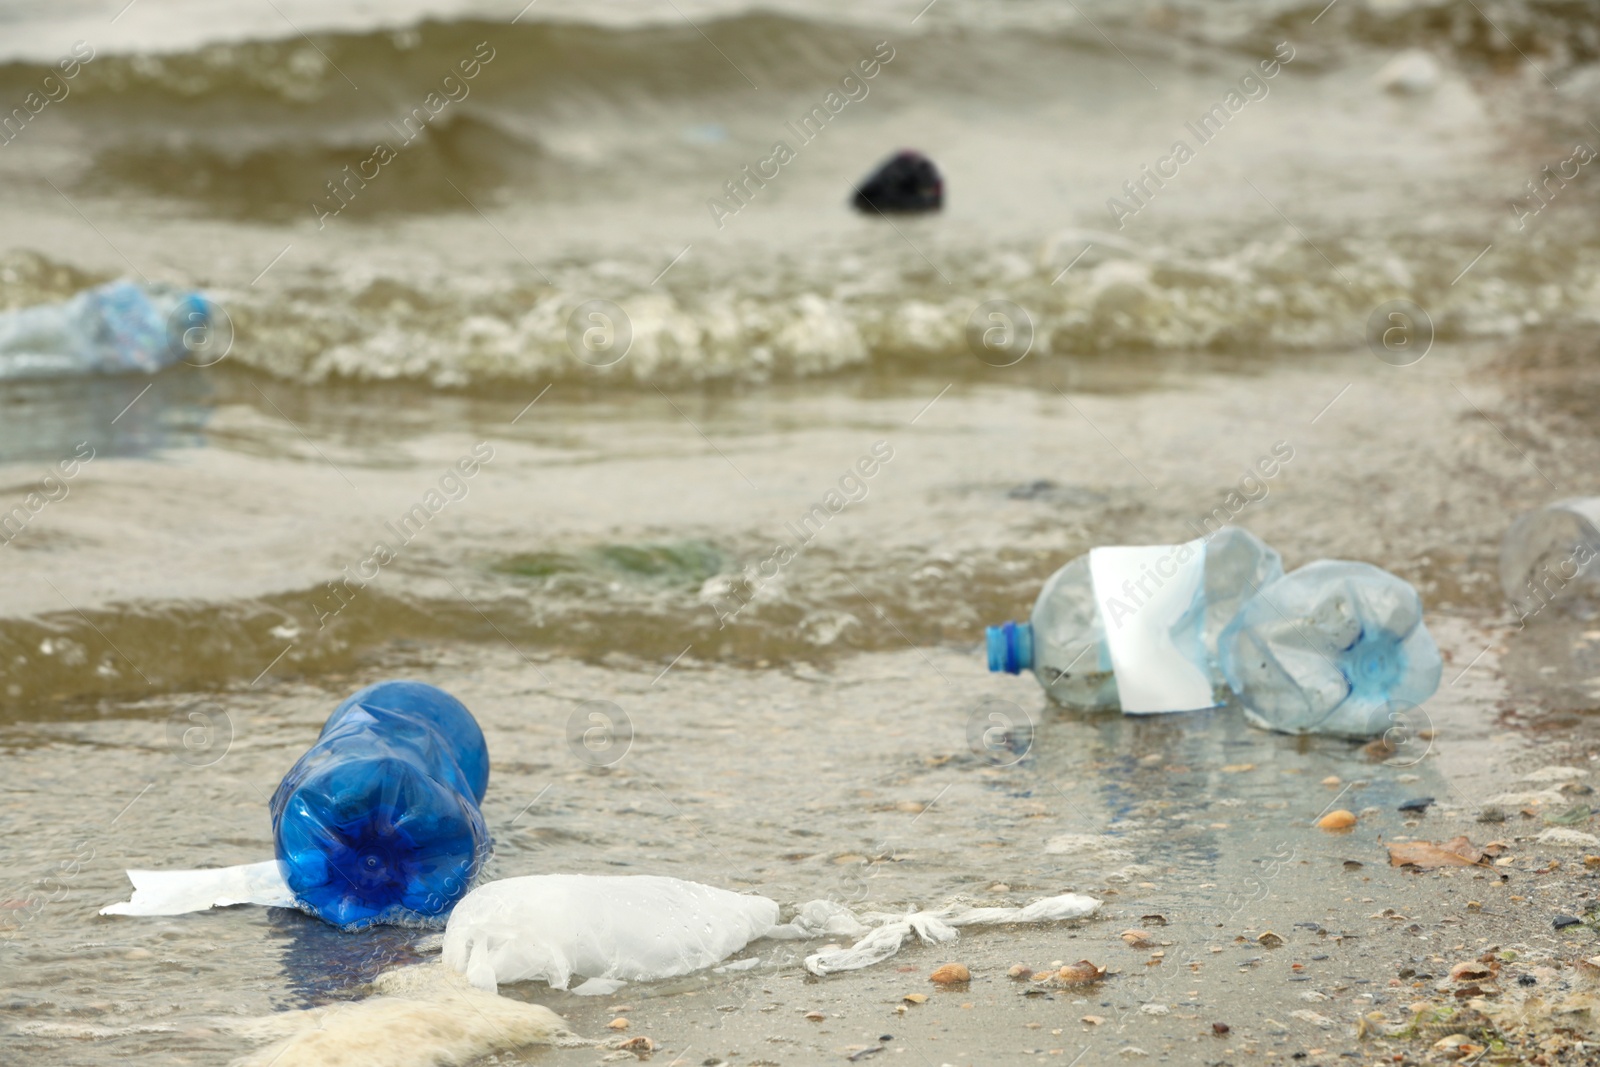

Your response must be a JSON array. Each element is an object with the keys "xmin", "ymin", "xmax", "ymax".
[
  {"xmin": 270, "ymin": 680, "xmax": 492, "ymax": 930},
  {"xmin": 1218, "ymin": 561, "xmax": 1441, "ymax": 737},
  {"xmin": 1500, "ymin": 498, "xmax": 1600, "ymax": 619},
  {"xmin": 987, "ymin": 527, "xmax": 1282, "ymax": 709},
  {"xmin": 0, "ymin": 280, "xmax": 208, "ymax": 379}
]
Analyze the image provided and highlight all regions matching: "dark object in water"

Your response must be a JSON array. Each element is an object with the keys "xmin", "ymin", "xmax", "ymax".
[
  {"xmin": 853, "ymin": 151, "xmax": 942, "ymax": 213},
  {"xmin": 1398, "ymin": 796, "xmax": 1434, "ymax": 813}
]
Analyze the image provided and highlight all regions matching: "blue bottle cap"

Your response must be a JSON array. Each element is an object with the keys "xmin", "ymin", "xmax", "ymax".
[{"xmin": 985, "ymin": 621, "xmax": 1033, "ymax": 674}]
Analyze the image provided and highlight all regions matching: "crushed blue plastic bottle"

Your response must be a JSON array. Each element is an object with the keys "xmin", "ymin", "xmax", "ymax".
[
  {"xmin": 0, "ymin": 280, "xmax": 208, "ymax": 379},
  {"xmin": 269, "ymin": 680, "xmax": 492, "ymax": 930},
  {"xmin": 1218, "ymin": 560, "xmax": 1442, "ymax": 738}
]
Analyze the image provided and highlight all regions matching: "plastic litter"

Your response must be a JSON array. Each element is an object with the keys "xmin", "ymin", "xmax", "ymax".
[
  {"xmin": 440, "ymin": 875, "xmax": 1102, "ymax": 992},
  {"xmin": 988, "ymin": 526, "xmax": 1282, "ymax": 711},
  {"xmin": 442, "ymin": 875, "xmax": 780, "ymax": 994},
  {"xmin": 101, "ymin": 680, "xmax": 493, "ymax": 928},
  {"xmin": 107, "ymin": 861, "xmax": 1100, "ymax": 997},
  {"xmin": 1501, "ymin": 497, "xmax": 1600, "ymax": 618},
  {"xmin": 1219, "ymin": 560, "xmax": 1442, "ymax": 738},
  {"xmin": 0, "ymin": 280, "xmax": 208, "ymax": 378},
  {"xmin": 768, "ymin": 892, "xmax": 1103, "ymax": 976},
  {"xmin": 99, "ymin": 860, "xmax": 295, "ymax": 917},
  {"xmin": 271, "ymin": 681, "xmax": 492, "ymax": 930}
]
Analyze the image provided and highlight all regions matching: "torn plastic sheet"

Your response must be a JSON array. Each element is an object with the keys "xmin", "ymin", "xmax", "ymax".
[
  {"xmin": 767, "ymin": 893, "xmax": 1104, "ymax": 976},
  {"xmin": 99, "ymin": 860, "xmax": 296, "ymax": 916}
]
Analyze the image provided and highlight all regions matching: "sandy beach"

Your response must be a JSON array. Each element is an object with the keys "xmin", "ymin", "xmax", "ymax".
[{"xmin": 6, "ymin": 1, "xmax": 1600, "ymax": 1064}]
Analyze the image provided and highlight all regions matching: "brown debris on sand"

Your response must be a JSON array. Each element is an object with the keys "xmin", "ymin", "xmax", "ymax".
[{"xmin": 1387, "ymin": 836, "xmax": 1506, "ymax": 869}]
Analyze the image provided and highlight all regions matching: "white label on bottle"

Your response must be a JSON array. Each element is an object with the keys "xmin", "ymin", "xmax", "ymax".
[{"xmin": 1089, "ymin": 540, "xmax": 1217, "ymax": 714}]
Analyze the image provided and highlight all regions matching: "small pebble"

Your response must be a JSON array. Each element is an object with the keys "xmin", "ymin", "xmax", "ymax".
[
  {"xmin": 1316, "ymin": 810, "xmax": 1357, "ymax": 831},
  {"xmin": 1398, "ymin": 797, "xmax": 1434, "ymax": 813},
  {"xmin": 1212, "ymin": 1022, "xmax": 1230, "ymax": 1035},
  {"xmin": 1554, "ymin": 914, "xmax": 1584, "ymax": 929}
]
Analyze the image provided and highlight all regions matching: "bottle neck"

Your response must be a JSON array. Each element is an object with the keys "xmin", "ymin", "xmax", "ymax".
[{"xmin": 986, "ymin": 621, "xmax": 1033, "ymax": 674}]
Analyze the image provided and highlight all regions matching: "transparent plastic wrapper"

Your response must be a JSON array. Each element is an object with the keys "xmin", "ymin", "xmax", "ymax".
[
  {"xmin": 987, "ymin": 526, "xmax": 1283, "ymax": 709},
  {"xmin": 443, "ymin": 875, "xmax": 780, "ymax": 994},
  {"xmin": 0, "ymin": 280, "xmax": 208, "ymax": 378},
  {"xmin": 442, "ymin": 876, "xmax": 1102, "ymax": 993},
  {"xmin": 1500, "ymin": 498, "xmax": 1600, "ymax": 618},
  {"xmin": 270, "ymin": 681, "xmax": 491, "ymax": 930},
  {"xmin": 770, "ymin": 892, "xmax": 1102, "ymax": 975},
  {"xmin": 1219, "ymin": 561, "xmax": 1441, "ymax": 738}
]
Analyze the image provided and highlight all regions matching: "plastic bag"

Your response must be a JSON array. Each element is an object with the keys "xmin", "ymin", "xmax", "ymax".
[{"xmin": 442, "ymin": 875, "xmax": 779, "ymax": 994}]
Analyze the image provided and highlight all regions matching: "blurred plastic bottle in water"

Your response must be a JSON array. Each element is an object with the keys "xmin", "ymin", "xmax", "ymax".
[
  {"xmin": 270, "ymin": 680, "xmax": 492, "ymax": 930},
  {"xmin": 0, "ymin": 280, "xmax": 209, "ymax": 379},
  {"xmin": 1500, "ymin": 498, "xmax": 1600, "ymax": 619},
  {"xmin": 987, "ymin": 526, "xmax": 1283, "ymax": 709},
  {"xmin": 1218, "ymin": 561, "xmax": 1441, "ymax": 738}
]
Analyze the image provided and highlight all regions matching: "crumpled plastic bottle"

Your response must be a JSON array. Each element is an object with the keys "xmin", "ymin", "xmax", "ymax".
[
  {"xmin": 1218, "ymin": 560, "xmax": 1441, "ymax": 737},
  {"xmin": 269, "ymin": 680, "xmax": 492, "ymax": 930},
  {"xmin": 1500, "ymin": 497, "xmax": 1600, "ymax": 619},
  {"xmin": 986, "ymin": 526, "xmax": 1283, "ymax": 709},
  {"xmin": 0, "ymin": 280, "xmax": 208, "ymax": 379}
]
